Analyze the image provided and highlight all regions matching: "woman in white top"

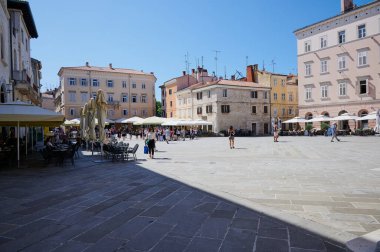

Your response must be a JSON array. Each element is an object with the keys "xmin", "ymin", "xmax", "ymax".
[{"xmin": 146, "ymin": 128, "xmax": 156, "ymax": 158}]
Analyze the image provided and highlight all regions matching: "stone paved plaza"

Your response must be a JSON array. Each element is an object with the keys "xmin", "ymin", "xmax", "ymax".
[{"xmin": 0, "ymin": 135, "xmax": 379, "ymax": 251}]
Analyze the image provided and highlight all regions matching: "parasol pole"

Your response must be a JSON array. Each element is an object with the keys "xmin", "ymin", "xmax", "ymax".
[
  {"xmin": 17, "ymin": 121, "xmax": 20, "ymax": 168},
  {"xmin": 25, "ymin": 126, "xmax": 28, "ymax": 156}
]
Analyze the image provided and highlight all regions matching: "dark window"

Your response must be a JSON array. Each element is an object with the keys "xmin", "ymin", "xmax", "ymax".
[
  {"xmin": 252, "ymin": 106, "xmax": 256, "ymax": 114},
  {"xmin": 206, "ymin": 105, "xmax": 212, "ymax": 113},
  {"xmin": 251, "ymin": 91, "xmax": 258, "ymax": 98},
  {"xmin": 221, "ymin": 105, "xmax": 230, "ymax": 113},
  {"xmin": 197, "ymin": 92, "xmax": 203, "ymax": 100},
  {"xmin": 264, "ymin": 105, "xmax": 268, "ymax": 114},
  {"xmin": 359, "ymin": 80, "xmax": 367, "ymax": 94},
  {"xmin": 197, "ymin": 106, "xmax": 202, "ymax": 114}
]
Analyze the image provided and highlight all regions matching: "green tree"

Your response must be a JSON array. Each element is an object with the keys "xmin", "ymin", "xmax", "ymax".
[{"xmin": 156, "ymin": 100, "xmax": 162, "ymax": 117}]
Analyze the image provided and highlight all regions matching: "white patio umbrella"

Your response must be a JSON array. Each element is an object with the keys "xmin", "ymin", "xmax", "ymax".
[
  {"xmin": 115, "ymin": 118, "xmax": 128, "ymax": 123},
  {"xmin": 123, "ymin": 116, "xmax": 143, "ymax": 124},
  {"xmin": 0, "ymin": 101, "xmax": 64, "ymax": 166},
  {"xmin": 283, "ymin": 117, "xmax": 307, "ymax": 123},
  {"xmin": 135, "ymin": 116, "xmax": 167, "ymax": 125},
  {"xmin": 63, "ymin": 120, "xmax": 74, "ymax": 126},
  {"xmin": 162, "ymin": 120, "xmax": 180, "ymax": 126},
  {"xmin": 190, "ymin": 119, "xmax": 212, "ymax": 126},
  {"xmin": 357, "ymin": 111, "xmax": 377, "ymax": 121},
  {"xmin": 306, "ymin": 115, "xmax": 331, "ymax": 122},
  {"xmin": 96, "ymin": 89, "xmax": 107, "ymax": 143},
  {"xmin": 70, "ymin": 118, "xmax": 80, "ymax": 126},
  {"xmin": 332, "ymin": 113, "xmax": 359, "ymax": 121}
]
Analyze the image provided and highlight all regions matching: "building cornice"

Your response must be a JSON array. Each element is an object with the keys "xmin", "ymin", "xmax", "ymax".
[
  {"xmin": 299, "ymin": 99, "xmax": 380, "ymax": 110},
  {"xmin": 294, "ymin": 1, "xmax": 380, "ymax": 39}
]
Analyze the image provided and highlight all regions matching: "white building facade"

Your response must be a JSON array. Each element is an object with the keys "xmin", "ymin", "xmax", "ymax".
[{"xmin": 294, "ymin": 0, "xmax": 380, "ymax": 130}]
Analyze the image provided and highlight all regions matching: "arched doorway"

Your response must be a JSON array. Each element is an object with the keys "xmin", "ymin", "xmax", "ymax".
[
  {"xmin": 338, "ymin": 110, "xmax": 348, "ymax": 130},
  {"xmin": 358, "ymin": 109, "xmax": 368, "ymax": 129},
  {"xmin": 0, "ymin": 85, "xmax": 5, "ymax": 103}
]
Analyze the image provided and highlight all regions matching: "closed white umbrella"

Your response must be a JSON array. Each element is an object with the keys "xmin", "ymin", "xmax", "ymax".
[
  {"xmin": 81, "ymin": 105, "xmax": 88, "ymax": 140},
  {"xmin": 86, "ymin": 98, "xmax": 97, "ymax": 141},
  {"xmin": 70, "ymin": 118, "xmax": 80, "ymax": 125},
  {"xmin": 96, "ymin": 89, "xmax": 107, "ymax": 143}
]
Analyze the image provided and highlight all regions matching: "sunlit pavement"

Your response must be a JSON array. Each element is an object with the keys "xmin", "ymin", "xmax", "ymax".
[{"xmin": 0, "ymin": 135, "xmax": 379, "ymax": 251}]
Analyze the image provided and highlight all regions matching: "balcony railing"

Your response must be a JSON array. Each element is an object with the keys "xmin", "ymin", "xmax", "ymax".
[{"xmin": 13, "ymin": 70, "xmax": 31, "ymax": 83}]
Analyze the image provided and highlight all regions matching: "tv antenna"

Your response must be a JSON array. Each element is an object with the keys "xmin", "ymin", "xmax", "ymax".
[
  {"xmin": 270, "ymin": 59, "xmax": 276, "ymax": 73},
  {"xmin": 213, "ymin": 50, "xmax": 221, "ymax": 77},
  {"xmin": 184, "ymin": 52, "xmax": 190, "ymax": 74}
]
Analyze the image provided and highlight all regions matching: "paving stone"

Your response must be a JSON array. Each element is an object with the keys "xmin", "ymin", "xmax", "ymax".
[
  {"xmin": 230, "ymin": 218, "xmax": 259, "ymax": 230},
  {"xmin": 198, "ymin": 217, "xmax": 230, "ymax": 239},
  {"xmin": 329, "ymin": 207, "xmax": 380, "ymax": 215},
  {"xmin": 219, "ymin": 227, "xmax": 256, "ymax": 251},
  {"xmin": 289, "ymin": 228, "xmax": 326, "ymax": 251},
  {"xmin": 258, "ymin": 228, "xmax": 288, "ymax": 240},
  {"xmin": 235, "ymin": 208, "xmax": 260, "ymax": 220},
  {"xmin": 52, "ymin": 240, "xmax": 91, "ymax": 252},
  {"xmin": 184, "ymin": 236, "xmax": 222, "ymax": 252},
  {"xmin": 210, "ymin": 209, "xmax": 236, "ymax": 219},
  {"xmin": 126, "ymin": 221, "xmax": 173, "ymax": 251},
  {"xmin": 84, "ymin": 236, "xmax": 127, "ymax": 252},
  {"xmin": 140, "ymin": 205, "xmax": 171, "ymax": 218},
  {"xmin": 169, "ymin": 215, "xmax": 207, "ymax": 238},
  {"xmin": 109, "ymin": 216, "xmax": 155, "ymax": 240},
  {"xmin": 255, "ymin": 237, "xmax": 289, "ymax": 252},
  {"xmin": 74, "ymin": 208, "xmax": 143, "ymax": 243},
  {"xmin": 192, "ymin": 202, "xmax": 218, "ymax": 214},
  {"xmin": 0, "ymin": 221, "xmax": 66, "ymax": 251},
  {"xmin": 259, "ymin": 217, "xmax": 286, "ymax": 229},
  {"xmin": 150, "ymin": 235, "xmax": 191, "ymax": 252}
]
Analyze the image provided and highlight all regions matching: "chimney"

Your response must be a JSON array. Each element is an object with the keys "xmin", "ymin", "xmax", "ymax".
[
  {"xmin": 182, "ymin": 71, "xmax": 186, "ymax": 76},
  {"xmin": 253, "ymin": 64, "xmax": 258, "ymax": 71},
  {"xmin": 246, "ymin": 65, "xmax": 254, "ymax": 82},
  {"xmin": 231, "ymin": 75, "xmax": 235, "ymax": 80},
  {"xmin": 85, "ymin": 62, "xmax": 89, "ymax": 67},
  {"xmin": 109, "ymin": 63, "xmax": 113, "ymax": 69},
  {"xmin": 341, "ymin": 0, "xmax": 353, "ymax": 13}
]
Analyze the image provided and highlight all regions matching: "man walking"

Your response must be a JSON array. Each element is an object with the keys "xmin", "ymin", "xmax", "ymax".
[{"xmin": 331, "ymin": 123, "xmax": 340, "ymax": 142}]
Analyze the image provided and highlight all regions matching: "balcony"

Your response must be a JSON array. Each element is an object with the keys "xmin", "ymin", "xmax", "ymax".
[
  {"xmin": 107, "ymin": 100, "xmax": 120, "ymax": 109},
  {"xmin": 13, "ymin": 70, "xmax": 31, "ymax": 83},
  {"xmin": 14, "ymin": 82, "xmax": 42, "ymax": 105}
]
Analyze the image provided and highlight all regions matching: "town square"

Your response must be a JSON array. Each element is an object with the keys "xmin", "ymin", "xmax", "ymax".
[{"xmin": 1, "ymin": 0, "xmax": 380, "ymax": 251}]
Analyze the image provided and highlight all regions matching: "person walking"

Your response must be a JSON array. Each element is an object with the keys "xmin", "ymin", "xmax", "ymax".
[
  {"xmin": 274, "ymin": 125, "xmax": 279, "ymax": 142},
  {"xmin": 331, "ymin": 123, "xmax": 340, "ymax": 142},
  {"xmin": 146, "ymin": 128, "xmax": 156, "ymax": 158},
  {"xmin": 228, "ymin": 126, "xmax": 235, "ymax": 149}
]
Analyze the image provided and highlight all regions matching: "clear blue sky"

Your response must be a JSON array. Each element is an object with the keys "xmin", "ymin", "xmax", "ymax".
[{"xmin": 29, "ymin": 0, "xmax": 373, "ymax": 100}]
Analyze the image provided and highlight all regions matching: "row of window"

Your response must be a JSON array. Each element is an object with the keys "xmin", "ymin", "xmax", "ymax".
[
  {"xmin": 67, "ymin": 78, "xmax": 146, "ymax": 89},
  {"xmin": 305, "ymin": 49, "xmax": 369, "ymax": 76},
  {"xmin": 273, "ymin": 79, "xmax": 286, "ymax": 86},
  {"xmin": 195, "ymin": 90, "xmax": 269, "ymax": 100},
  {"xmin": 68, "ymin": 108, "xmax": 148, "ymax": 117},
  {"xmin": 304, "ymin": 79, "xmax": 368, "ymax": 100},
  {"xmin": 195, "ymin": 105, "xmax": 269, "ymax": 114},
  {"xmin": 304, "ymin": 24, "xmax": 367, "ymax": 53},
  {"xmin": 273, "ymin": 92, "xmax": 294, "ymax": 101},
  {"xmin": 67, "ymin": 92, "xmax": 147, "ymax": 103}
]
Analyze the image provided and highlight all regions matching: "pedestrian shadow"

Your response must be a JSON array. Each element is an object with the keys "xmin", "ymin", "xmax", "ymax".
[{"xmin": 233, "ymin": 147, "xmax": 247, "ymax": 150}]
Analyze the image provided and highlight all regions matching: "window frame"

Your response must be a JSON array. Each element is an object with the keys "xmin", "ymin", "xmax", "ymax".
[
  {"xmin": 339, "ymin": 81, "xmax": 347, "ymax": 96},
  {"xmin": 222, "ymin": 89, "xmax": 227, "ymax": 98},
  {"xmin": 357, "ymin": 50, "xmax": 368, "ymax": 67},
  {"xmin": 221, "ymin": 105, "xmax": 230, "ymax": 113},
  {"xmin": 320, "ymin": 35, "xmax": 327, "ymax": 49},
  {"xmin": 321, "ymin": 85, "xmax": 328, "ymax": 98},
  {"xmin": 304, "ymin": 40, "xmax": 311, "ymax": 52},
  {"xmin": 338, "ymin": 30, "xmax": 345, "ymax": 44},
  {"xmin": 251, "ymin": 91, "xmax": 258, "ymax": 99},
  {"xmin": 305, "ymin": 87, "xmax": 312, "ymax": 100},
  {"xmin": 320, "ymin": 60, "xmax": 327, "ymax": 73},
  {"xmin": 107, "ymin": 80, "xmax": 114, "ymax": 88},
  {"xmin": 358, "ymin": 24, "xmax": 366, "ymax": 39},
  {"xmin": 252, "ymin": 105, "xmax": 256, "ymax": 114},
  {"xmin": 359, "ymin": 79, "xmax": 368, "ymax": 95}
]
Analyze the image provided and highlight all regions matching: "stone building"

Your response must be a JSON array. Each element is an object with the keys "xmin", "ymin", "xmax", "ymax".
[
  {"xmin": 176, "ymin": 79, "xmax": 271, "ymax": 135},
  {"xmin": 56, "ymin": 63, "xmax": 157, "ymax": 120},
  {"xmin": 294, "ymin": 0, "xmax": 380, "ymax": 130}
]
